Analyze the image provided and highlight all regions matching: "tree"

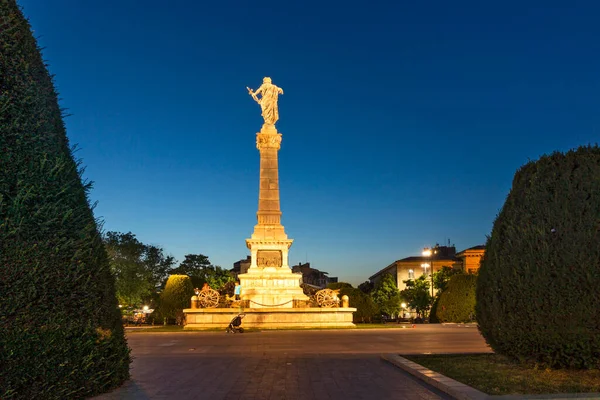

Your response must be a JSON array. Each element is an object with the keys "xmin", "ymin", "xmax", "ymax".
[
  {"xmin": 0, "ymin": 3, "xmax": 129, "ymax": 397},
  {"xmin": 159, "ymin": 275, "xmax": 195, "ymax": 325},
  {"xmin": 172, "ymin": 254, "xmax": 232, "ymax": 290},
  {"xmin": 477, "ymin": 146, "xmax": 600, "ymax": 369},
  {"xmin": 432, "ymin": 266, "xmax": 463, "ymax": 293},
  {"xmin": 172, "ymin": 253, "xmax": 212, "ymax": 286},
  {"xmin": 358, "ymin": 281, "xmax": 374, "ymax": 294},
  {"xmin": 103, "ymin": 231, "xmax": 176, "ymax": 307},
  {"xmin": 371, "ymin": 273, "xmax": 401, "ymax": 317},
  {"xmin": 206, "ymin": 265, "xmax": 233, "ymax": 289},
  {"xmin": 143, "ymin": 244, "xmax": 176, "ymax": 290},
  {"xmin": 429, "ymin": 266, "xmax": 463, "ymax": 323},
  {"xmin": 348, "ymin": 288, "xmax": 379, "ymax": 323},
  {"xmin": 326, "ymin": 282, "xmax": 353, "ymax": 290},
  {"xmin": 400, "ymin": 276, "xmax": 432, "ymax": 318},
  {"xmin": 104, "ymin": 232, "xmax": 152, "ymax": 306}
]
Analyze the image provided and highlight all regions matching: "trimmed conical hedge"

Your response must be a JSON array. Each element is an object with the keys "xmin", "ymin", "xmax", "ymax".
[
  {"xmin": 476, "ymin": 145, "xmax": 600, "ymax": 369},
  {"xmin": 0, "ymin": 2, "xmax": 130, "ymax": 398},
  {"xmin": 159, "ymin": 275, "xmax": 194, "ymax": 324}
]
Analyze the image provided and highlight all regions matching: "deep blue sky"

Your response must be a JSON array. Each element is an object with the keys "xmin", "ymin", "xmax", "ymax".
[{"xmin": 21, "ymin": 0, "xmax": 599, "ymax": 285}]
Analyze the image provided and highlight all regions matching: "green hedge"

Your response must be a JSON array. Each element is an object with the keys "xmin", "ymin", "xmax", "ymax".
[
  {"xmin": 436, "ymin": 274, "xmax": 477, "ymax": 323},
  {"xmin": 325, "ymin": 283, "xmax": 378, "ymax": 322},
  {"xmin": 0, "ymin": 2, "xmax": 130, "ymax": 397},
  {"xmin": 476, "ymin": 145, "xmax": 600, "ymax": 369},
  {"xmin": 159, "ymin": 275, "xmax": 194, "ymax": 324},
  {"xmin": 429, "ymin": 296, "xmax": 441, "ymax": 323}
]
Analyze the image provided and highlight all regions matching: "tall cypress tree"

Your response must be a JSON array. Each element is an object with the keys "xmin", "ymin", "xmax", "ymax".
[
  {"xmin": 476, "ymin": 145, "xmax": 600, "ymax": 369},
  {"xmin": 0, "ymin": 1, "xmax": 130, "ymax": 398}
]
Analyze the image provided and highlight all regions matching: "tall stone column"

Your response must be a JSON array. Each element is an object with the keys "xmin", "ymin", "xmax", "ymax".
[
  {"xmin": 246, "ymin": 124, "xmax": 293, "ymax": 270},
  {"xmin": 240, "ymin": 124, "xmax": 308, "ymax": 308},
  {"xmin": 240, "ymin": 77, "xmax": 308, "ymax": 308}
]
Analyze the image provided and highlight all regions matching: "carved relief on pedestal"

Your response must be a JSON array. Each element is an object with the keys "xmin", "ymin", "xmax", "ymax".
[
  {"xmin": 256, "ymin": 133, "xmax": 282, "ymax": 150},
  {"xmin": 257, "ymin": 213, "xmax": 281, "ymax": 225},
  {"xmin": 257, "ymin": 250, "xmax": 282, "ymax": 268}
]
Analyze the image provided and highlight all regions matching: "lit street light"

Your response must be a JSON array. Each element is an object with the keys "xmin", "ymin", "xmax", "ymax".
[{"xmin": 422, "ymin": 248, "xmax": 435, "ymax": 298}]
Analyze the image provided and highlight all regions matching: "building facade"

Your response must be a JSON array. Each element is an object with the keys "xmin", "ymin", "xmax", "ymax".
[
  {"xmin": 369, "ymin": 244, "xmax": 484, "ymax": 293},
  {"xmin": 230, "ymin": 256, "xmax": 251, "ymax": 279},
  {"xmin": 455, "ymin": 245, "xmax": 486, "ymax": 274},
  {"xmin": 291, "ymin": 262, "xmax": 337, "ymax": 288}
]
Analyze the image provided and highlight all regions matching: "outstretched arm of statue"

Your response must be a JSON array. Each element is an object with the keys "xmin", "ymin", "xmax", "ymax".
[
  {"xmin": 253, "ymin": 85, "xmax": 264, "ymax": 96},
  {"xmin": 247, "ymin": 87, "xmax": 260, "ymax": 103},
  {"xmin": 278, "ymin": 87, "xmax": 284, "ymax": 95}
]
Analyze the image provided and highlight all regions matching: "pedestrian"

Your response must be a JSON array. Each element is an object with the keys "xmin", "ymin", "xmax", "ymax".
[{"xmin": 234, "ymin": 281, "xmax": 241, "ymax": 300}]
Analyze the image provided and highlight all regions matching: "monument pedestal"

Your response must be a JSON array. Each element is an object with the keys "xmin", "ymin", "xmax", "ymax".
[
  {"xmin": 239, "ymin": 266, "xmax": 308, "ymax": 309},
  {"xmin": 184, "ymin": 307, "xmax": 356, "ymax": 329}
]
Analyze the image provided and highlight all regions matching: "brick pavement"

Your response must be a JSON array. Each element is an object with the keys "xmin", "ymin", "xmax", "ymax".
[{"xmin": 94, "ymin": 325, "xmax": 490, "ymax": 400}]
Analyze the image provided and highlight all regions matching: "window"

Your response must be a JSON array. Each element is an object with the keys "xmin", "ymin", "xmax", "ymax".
[{"xmin": 408, "ymin": 269, "xmax": 414, "ymax": 279}]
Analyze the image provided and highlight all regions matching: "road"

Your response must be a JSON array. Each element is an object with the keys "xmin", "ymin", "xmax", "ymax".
[{"xmin": 94, "ymin": 324, "xmax": 490, "ymax": 400}]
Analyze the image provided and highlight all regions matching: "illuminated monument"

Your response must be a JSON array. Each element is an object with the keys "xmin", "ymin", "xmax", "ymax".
[
  {"xmin": 240, "ymin": 77, "xmax": 309, "ymax": 308},
  {"xmin": 184, "ymin": 78, "xmax": 355, "ymax": 329}
]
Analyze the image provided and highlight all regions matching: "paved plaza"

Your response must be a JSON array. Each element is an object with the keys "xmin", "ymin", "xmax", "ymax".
[{"xmin": 95, "ymin": 324, "xmax": 490, "ymax": 400}]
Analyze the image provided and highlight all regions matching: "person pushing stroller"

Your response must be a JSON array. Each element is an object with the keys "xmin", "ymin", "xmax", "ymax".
[{"xmin": 225, "ymin": 313, "xmax": 245, "ymax": 333}]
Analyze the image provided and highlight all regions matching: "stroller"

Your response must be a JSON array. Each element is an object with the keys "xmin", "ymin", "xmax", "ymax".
[{"xmin": 225, "ymin": 313, "xmax": 245, "ymax": 333}]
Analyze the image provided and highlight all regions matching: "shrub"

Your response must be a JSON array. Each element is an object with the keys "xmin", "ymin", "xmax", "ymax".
[
  {"xmin": 436, "ymin": 274, "xmax": 477, "ymax": 322},
  {"xmin": 159, "ymin": 275, "xmax": 194, "ymax": 324},
  {"xmin": 0, "ymin": 2, "xmax": 130, "ymax": 397},
  {"xmin": 348, "ymin": 288, "xmax": 378, "ymax": 323},
  {"xmin": 429, "ymin": 296, "xmax": 441, "ymax": 323},
  {"xmin": 476, "ymin": 145, "xmax": 600, "ymax": 369}
]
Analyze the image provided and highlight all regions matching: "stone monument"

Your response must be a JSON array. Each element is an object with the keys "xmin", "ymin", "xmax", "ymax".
[
  {"xmin": 183, "ymin": 78, "xmax": 355, "ymax": 329},
  {"xmin": 240, "ymin": 77, "xmax": 309, "ymax": 308}
]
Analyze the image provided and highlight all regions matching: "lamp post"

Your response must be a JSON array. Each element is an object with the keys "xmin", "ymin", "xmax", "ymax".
[{"xmin": 422, "ymin": 248, "xmax": 434, "ymax": 298}]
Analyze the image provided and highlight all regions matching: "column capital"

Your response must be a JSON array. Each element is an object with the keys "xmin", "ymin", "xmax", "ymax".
[{"xmin": 256, "ymin": 131, "xmax": 282, "ymax": 150}]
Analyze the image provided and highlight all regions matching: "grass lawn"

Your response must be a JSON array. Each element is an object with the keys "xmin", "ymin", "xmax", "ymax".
[{"xmin": 403, "ymin": 354, "xmax": 600, "ymax": 396}]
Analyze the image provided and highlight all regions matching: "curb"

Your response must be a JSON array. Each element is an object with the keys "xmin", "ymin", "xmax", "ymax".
[
  {"xmin": 381, "ymin": 354, "xmax": 600, "ymax": 400},
  {"xmin": 381, "ymin": 354, "xmax": 488, "ymax": 400}
]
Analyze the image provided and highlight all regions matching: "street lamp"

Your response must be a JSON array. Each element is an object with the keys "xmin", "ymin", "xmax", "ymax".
[
  {"xmin": 421, "ymin": 262, "xmax": 430, "ymax": 280},
  {"xmin": 422, "ymin": 247, "xmax": 434, "ymax": 298},
  {"xmin": 401, "ymin": 302, "xmax": 407, "ymax": 319}
]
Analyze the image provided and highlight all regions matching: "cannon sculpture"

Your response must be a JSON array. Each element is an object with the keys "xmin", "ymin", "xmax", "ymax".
[
  {"xmin": 314, "ymin": 289, "xmax": 340, "ymax": 308},
  {"xmin": 196, "ymin": 288, "xmax": 220, "ymax": 308}
]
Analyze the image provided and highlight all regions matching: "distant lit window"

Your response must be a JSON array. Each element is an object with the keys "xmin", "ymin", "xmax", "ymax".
[{"xmin": 408, "ymin": 269, "xmax": 414, "ymax": 279}]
